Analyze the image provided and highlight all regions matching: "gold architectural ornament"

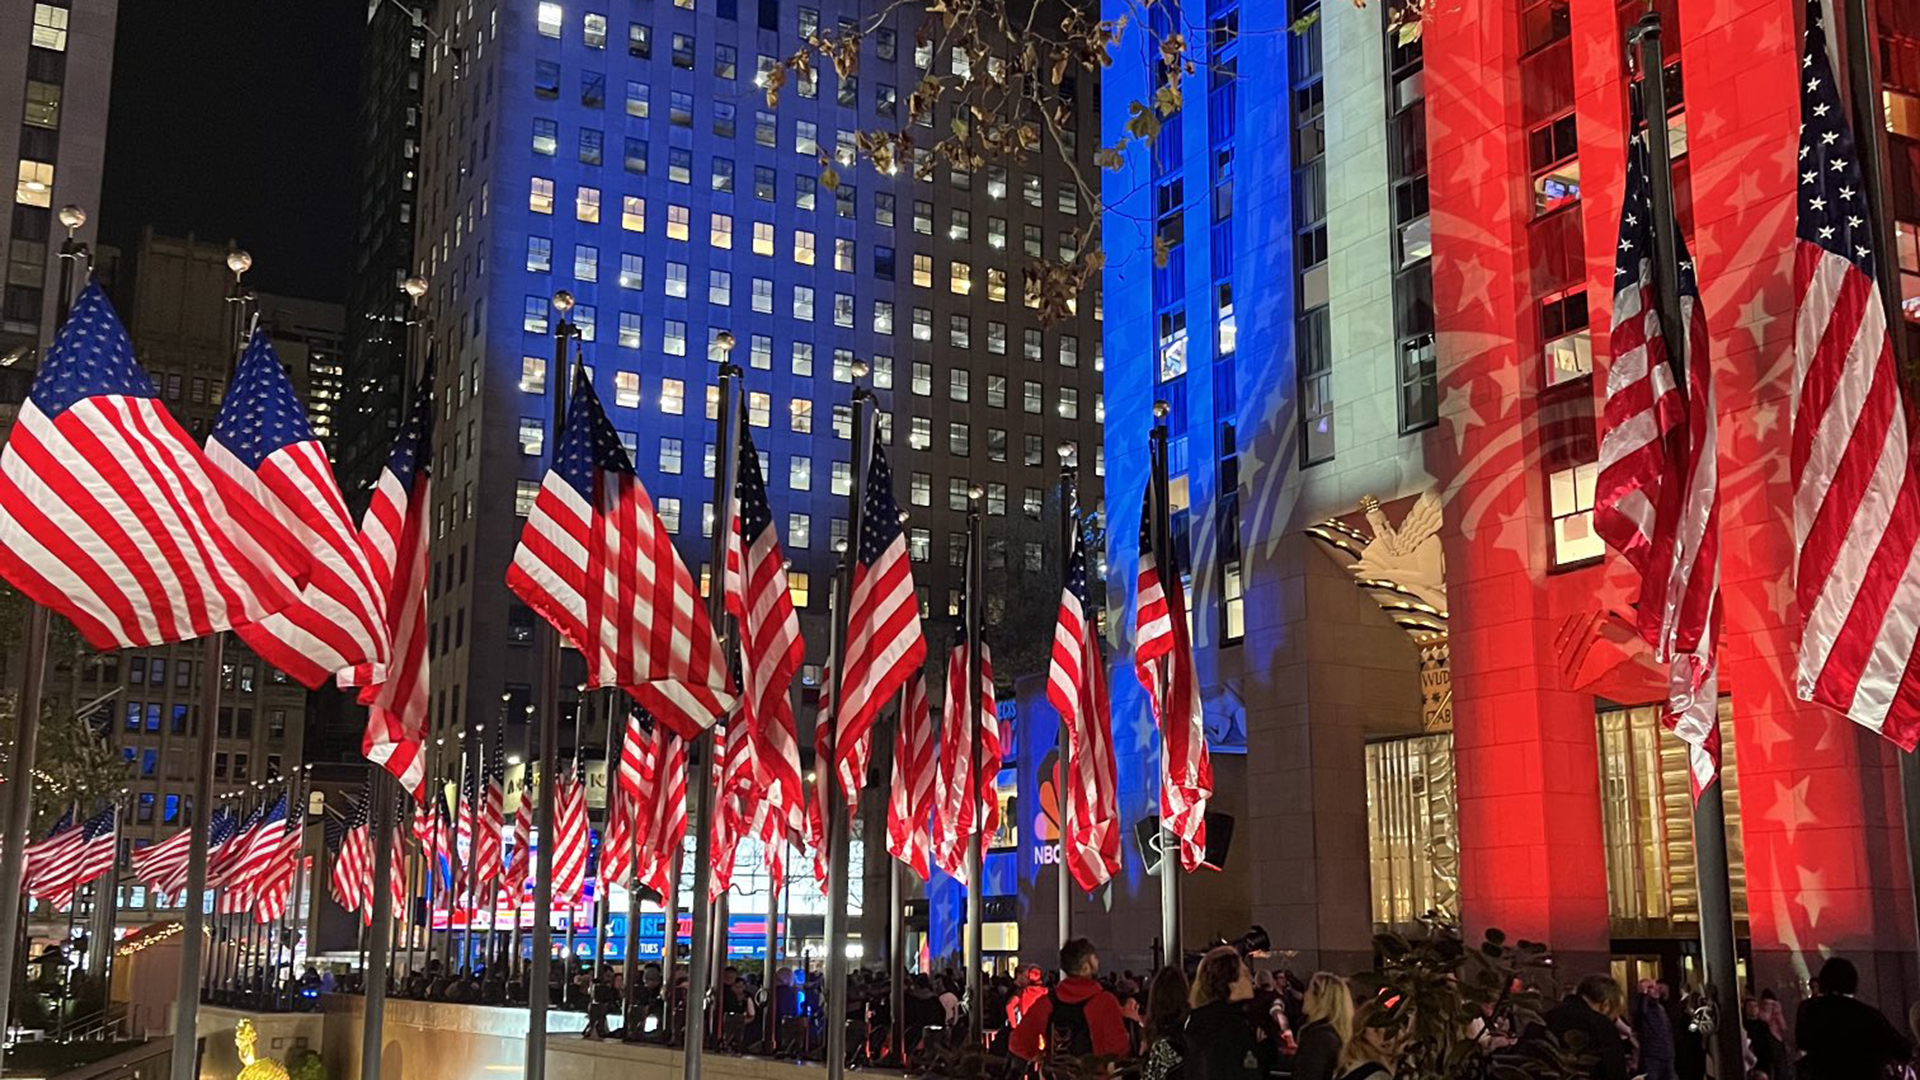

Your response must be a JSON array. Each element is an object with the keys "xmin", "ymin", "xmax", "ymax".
[
  {"xmin": 1419, "ymin": 640, "xmax": 1452, "ymax": 732},
  {"xmin": 1350, "ymin": 491, "xmax": 1446, "ymax": 613},
  {"xmin": 235, "ymin": 1019, "xmax": 292, "ymax": 1080}
]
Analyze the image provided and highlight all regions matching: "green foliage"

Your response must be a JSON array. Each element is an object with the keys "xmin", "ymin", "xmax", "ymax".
[
  {"xmin": 1350, "ymin": 922, "xmax": 1582, "ymax": 1080},
  {"xmin": 288, "ymin": 1046, "xmax": 330, "ymax": 1080}
]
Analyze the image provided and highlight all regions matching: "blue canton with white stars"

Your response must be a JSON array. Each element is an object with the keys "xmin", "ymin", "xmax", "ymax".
[
  {"xmin": 79, "ymin": 805, "xmax": 115, "ymax": 840},
  {"xmin": 29, "ymin": 282, "xmax": 157, "ymax": 420},
  {"xmin": 735, "ymin": 419, "xmax": 776, "ymax": 541},
  {"xmin": 41, "ymin": 809, "xmax": 73, "ymax": 840},
  {"xmin": 210, "ymin": 331, "xmax": 319, "ymax": 469},
  {"xmin": 383, "ymin": 374, "xmax": 435, "ymax": 492},
  {"xmin": 1797, "ymin": 1, "xmax": 1876, "ymax": 276},
  {"xmin": 323, "ymin": 805, "xmax": 347, "ymax": 852},
  {"xmin": 1614, "ymin": 122, "xmax": 1701, "ymax": 302},
  {"xmin": 1065, "ymin": 522, "xmax": 1092, "ymax": 609},
  {"xmin": 208, "ymin": 809, "xmax": 237, "ymax": 848},
  {"xmin": 857, "ymin": 441, "xmax": 905, "ymax": 571},
  {"xmin": 554, "ymin": 373, "xmax": 636, "ymax": 496}
]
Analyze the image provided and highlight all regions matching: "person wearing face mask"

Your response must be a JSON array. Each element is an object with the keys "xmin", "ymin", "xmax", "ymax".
[{"xmin": 1185, "ymin": 947, "xmax": 1271, "ymax": 1080}]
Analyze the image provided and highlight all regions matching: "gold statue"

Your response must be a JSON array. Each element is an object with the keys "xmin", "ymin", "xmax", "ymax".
[{"xmin": 234, "ymin": 1019, "xmax": 291, "ymax": 1080}]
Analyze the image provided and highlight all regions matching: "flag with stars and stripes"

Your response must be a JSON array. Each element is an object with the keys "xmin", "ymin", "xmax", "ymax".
[
  {"xmin": 350, "ymin": 377, "xmax": 434, "ymax": 800},
  {"xmin": 1132, "ymin": 478, "xmax": 1212, "ymax": 872},
  {"xmin": 1790, "ymin": 1, "xmax": 1920, "ymax": 749},
  {"xmin": 508, "ymin": 373, "xmax": 735, "ymax": 738},
  {"xmin": 552, "ymin": 761, "xmax": 589, "ymax": 910},
  {"xmin": 833, "ymin": 440, "xmax": 927, "ymax": 812},
  {"xmin": 31, "ymin": 805, "xmax": 118, "ymax": 910},
  {"xmin": 21, "ymin": 809, "xmax": 74, "ymax": 893},
  {"xmin": 0, "ymin": 282, "xmax": 300, "ymax": 648},
  {"xmin": 474, "ymin": 727, "xmax": 506, "ymax": 887},
  {"xmin": 1048, "ymin": 511, "xmax": 1122, "ymax": 889},
  {"xmin": 504, "ymin": 776, "xmax": 535, "ymax": 895},
  {"xmin": 212, "ymin": 331, "xmax": 385, "ymax": 689},
  {"xmin": 1595, "ymin": 114, "xmax": 1722, "ymax": 798},
  {"xmin": 328, "ymin": 795, "xmax": 374, "ymax": 924},
  {"xmin": 723, "ymin": 415, "xmax": 806, "ymax": 885},
  {"xmin": 131, "ymin": 809, "xmax": 225, "ymax": 901},
  {"xmin": 886, "ymin": 669, "xmax": 936, "ymax": 882},
  {"xmin": 207, "ymin": 800, "xmax": 261, "ymax": 891},
  {"xmin": 933, "ymin": 624, "xmax": 999, "ymax": 885},
  {"xmin": 217, "ymin": 794, "xmax": 288, "ymax": 915},
  {"xmin": 639, "ymin": 722, "xmax": 689, "ymax": 901},
  {"xmin": 251, "ymin": 805, "xmax": 304, "ymax": 924},
  {"xmin": 599, "ymin": 708, "xmax": 647, "ymax": 890}
]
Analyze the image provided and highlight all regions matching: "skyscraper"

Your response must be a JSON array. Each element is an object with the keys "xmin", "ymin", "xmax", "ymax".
[
  {"xmin": 0, "ymin": 2, "xmax": 116, "ymax": 366},
  {"xmin": 409, "ymin": 0, "xmax": 1105, "ymax": 957}
]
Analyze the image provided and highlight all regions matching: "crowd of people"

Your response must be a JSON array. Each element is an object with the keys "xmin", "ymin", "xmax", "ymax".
[{"xmin": 330, "ymin": 943, "xmax": 1917, "ymax": 1080}]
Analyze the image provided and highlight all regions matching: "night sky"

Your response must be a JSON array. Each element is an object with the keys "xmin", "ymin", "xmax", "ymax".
[{"xmin": 99, "ymin": 2, "xmax": 363, "ymax": 303}]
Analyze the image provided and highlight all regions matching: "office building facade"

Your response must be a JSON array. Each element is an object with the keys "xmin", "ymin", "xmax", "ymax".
[{"xmin": 1096, "ymin": 0, "xmax": 1919, "ymax": 1005}]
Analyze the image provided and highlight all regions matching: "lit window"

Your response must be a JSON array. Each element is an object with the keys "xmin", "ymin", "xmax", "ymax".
[
  {"xmin": 1528, "ymin": 113, "xmax": 1581, "ymax": 216},
  {"xmin": 789, "ymin": 571, "xmax": 811, "ymax": 608},
  {"xmin": 912, "ymin": 254, "xmax": 933, "ymax": 288},
  {"xmin": 873, "ymin": 301, "xmax": 894, "ymax": 335},
  {"xmin": 835, "ymin": 238, "xmax": 855, "ymax": 273},
  {"xmin": 1024, "ymin": 381, "xmax": 1042, "ymax": 414},
  {"xmin": 619, "ymin": 253, "xmax": 643, "ymax": 289},
  {"xmin": 669, "ymin": 147, "xmax": 692, "ymax": 181},
  {"xmin": 666, "ymin": 262, "xmax": 688, "ymax": 298},
  {"xmin": 658, "ymin": 497, "xmax": 682, "ymax": 534},
  {"xmin": 574, "ymin": 305, "xmax": 597, "ymax": 342},
  {"xmin": 792, "ymin": 343, "xmax": 814, "ymax": 375},
  {"xmin": 710, "ymin": 213, "xmax": 733, "ymax": 249},
  {"xmin": 751, "ymin": 335, "xmax": 773, "ymax": 369},
  {"xmin": 949, "ymin": 369, "xmax": 970, "ymax": 403},
  {"xmin": 519, "ymin": 418, "xmax": 545, "ymax": 456},
  {"xmin": 658, "ymin": 436, "xmax": 683, "ymax": 474},
  {"xmin": 949, "ymin": 422, "xmax": 970, "ymax": 457},
  {"xmin": 789, "ymin": 456, "xmax": 812, "ymax": 491},
  {"xmin": 583, "ymin": 12, "xmax": 607, "ymax": 47},
  {"xmin": 950, "ymin": 261, "xmax": 972, "ymax": 295},
  {"xmin": 948, "ymin": 478, "xmax": 971, "ymax": 511},
  {"xmin": 1060, "ymin": 336, "xmax": 1079, "ymax": 368},
  {"xmin": 1058, "ymin": 183, "xmax": 1079, "ymax": 216},
  {"xmin": 787, "ymin": 513, "xmax": 811, "ymax": 549},
  {"xmin": 622, "ymin": 195, "xmax": 646, "ymax": 232},
  {"xmin": 667, "ymin": 204, "xmax": 690, "ymax": 241},
  {"xmin": 1158, "ymin": 308, "xmax": 1188, "ymax": 381},
  {"xmin": 872, "ymin": 355, "xmax": 894, "ymax": 388},
  {"xmin": 987, "ymin": 268, "xmax": 1007, "ymax": 303},
  {"xmin": 520, "ymin": 356, "xmax": 548, "ymax": 394},
  {"xmin": 532, "ymin": 118, "xmax": 558, "ymax": 155},
  {"xmin": 626, "ymin": 81, "xmax": 650, "ymax": 117},
  {"xmin": 1550, "ymin": 462, "xmax": 1603, "ymax": 565},
  {"xmin": 526, "ymin": 236, "xmax": 553, "ymax": 272},
  {"xmin": 752, "ymin": 278, "xmax": 774, "ymax": 313},
  {"xmin": 573, "ymin": 244, "xmax": 598, "ymax": 282},
  {"xmin": 796, "ymin": 121, "xmax": 819, "ymax": 156},
  {"xmin": 665, "ymin": 319, "xmax": 688, "ymax": 356},
  {"xmin": 793, "ymin": 285, "xmax": 815, "ymax": 321},
  {"xmin": 909, "ymin": 529, "xmax": 931, "ymax": 563},
  {"xmin": 660, "ymin": 376, "xmax": 691, "ymax": 413},
  {"xmin": 576, "ymin": 186, "xmax": 601, "ymax": 223},
  {"xmin": 529, "ymin": 177, "xmax": 555, "ymax": 214},
  {"xmin": 790, "ymin": 399, "xmax": 813, "ymax": 433},
  {"xmin": 949, "ymin": 314, "xmax": 971, "ymax": 349},
  {"xmin": 618, "ymin": 312, "xmax": 642, "ymax": 349},
  {"xmin": 753, "ymin": 222, "xmax": 775, "ymax": 256},
  {"xmin": 831, "ymin": 461, "xmax": 853, "ymax": 496},
  {"xmin": 31, "ymin": 3, "xmax": 69, "ymax": 49},
  {"xmin": 794, "ymin": 231, "xmax": 816, "ymax": 266},
  {"xmin": 909, "ymin": 417, "xmax": 931, "ymax": 450},
  {"xmin": 1542, "ymin": 290, "xmax": 1592, "ymax": 386},
  {"xmin": 913, "ymin": 201, "xmax": 933, "ymax": 235},
  {"xmin": 834, "ymin": 293, "xmax": 854, "ymax": 328},
  {"xmin": 1058, "ymin": 387, "xmax": 1079, "ymax": 419},
  {"xmin": 913, "ymin": 308, "xmax": 932, "ymax": 342},
  {"xmin": 709, "ymin": 270, "xmax": 732, "ymax": 306},
  {"xmin": 749, "ymin": 392, "xmax": 771, "ymax": 427},
  {"xmin": 912, "ymin": 362, "xmax": 932, "ymax": 396},
  {"xmin": 523, "ymin": 296, "xmax": 550, "ymax": 334}
]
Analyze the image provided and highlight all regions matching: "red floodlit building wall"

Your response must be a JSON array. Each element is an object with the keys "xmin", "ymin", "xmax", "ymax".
[{"xmin": 1425, "ymin": 0, "xmax": 1916, "ymax": 996}]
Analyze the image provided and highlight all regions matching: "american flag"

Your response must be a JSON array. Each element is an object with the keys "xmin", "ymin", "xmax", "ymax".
[
  {"xmin": 252, "ymin": 807, "xmax": 304, "ymax": 924},
  {"xmin": 387, "ymin": 802, "xmax": 410, "ymax": 918},
  {"xmin": 1048, "ymin": 512, "xmax": 1121, "ymax": 889},
  {"xmin": 886, "ymin": 669, "xmax": 936, "ymax": 881},
  {"xmin": 129, "ymin": 814, "xmax": 204, "ymax": 901},
  {"xmin": 208, "ymin": 800, "xmax": 263, "ymax": 890},
  {"xmin": 1790, "ymin": 4, "xmax": 1920, "ymax": 749},
  {"xmin": 934, "ymin": 630, "xmax": 999, "ymax": 884},
  {"xmin": 212, "ymin": 332, "xmax": 385, "ymax": 689},
  {"xmin": 21, "ymin": 809, "xmax": 74, "ymax": 891},
  {"xmin": 710, "ymin": 707, "xmax": 752, "ymax": 901},
  {"xmin": 1132, "ymin": 480, "xmax": 1212, "ymax": 872},
  {"xmin": 552, "ymin": 761, "xmax": 589, "ymax": 909},
  {"xmin": 834, "ymin": 440, "xmax": 927, "ymax": 809},
  {"xmin": 1594, "ymin": 116, "xmax": 1722, "ymax": 797},
  {"xmin": 806, "ymin": 668, "xmax": 868, "ymax": 889},
  {"xmin": 353, "ymin": 378, "xmax": 434, "ymax": 799},
  {"xmin": 473, "ymin": 727, "xmax": 505, "ymax": 887},
  {"xmin": 217, "ymin": 794, "xmax": 288, "ymax": 915},
  {"xmin": 329, "ymin": 795, "xmax": 374, "ymax": 925},
  {"xmin": 639, "ymin": 722, "xmax": 689, "ymax": 900},
  {"xmin": 455, "ymin": 758, "xmax": 476, "ymax": 872},
  {"xmin": 29, "ymin": 807, "xmax": 118, "ymax": 909},
  {"xmin": 504, "ymin": 778, "xmax": 535, "ymax": 895},
  {"xmin": 0, "ymin": 282, "xmax": 299, "ymax": 648},
  {"xmin": 599, "ymin": 709, "xmax": 647, "ymax": 889},
  {"xmin": 723, "ymin": 418, "xmax": 806, "ymax": 886},
  {"xmin": 507, "ymin": 373, "xmax": 735, "ymax": 738}
]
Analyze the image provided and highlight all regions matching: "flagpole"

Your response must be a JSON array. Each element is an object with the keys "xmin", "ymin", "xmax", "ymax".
[
  {"xmin": 762, "ymin": 836, "xmax": 781, "ymax": 1051},
  {"xmin": 590, "ymin": 695, "xmax": 611, "ymax": 977},
  {"xmin": 824, "ymin": 382, "xmax": 872, "ymax": 1080},
  {"xmin": 887, "ymin": 719, "xmax": 905, "ymax": 1065},
  {"xmin": 527, "ymin": 291, "xmax": 577, "ymax": 1080},
  {"xmin": 1057, "ymin": 449, "xmax": 1077, "ymax": 958},
  {"xmin": 619, "ymin": 712, "xmax": 640, "ymax": 1027},
  {"xmin": 466, "ymin": 723, "xmax": 485, "ymax": 977},
  {"xmin": 1629, "ymin": 16, "xmax": 1744, "ymax": 1078},
  {"xmin": 0, "ymin": 204, "xmax": 89, "ymax": 1068},
  {"xmin": 964, "ymin": 494, "xmax": 986, "ymax": 1047},
  {"xmin": 281, "ymin": 767, "xmax": 312, "ymax": 1005},
  {"xmin": 360, "ymin": 770, "xmax": 396, "ymax": 1080},
  {"xmin": 1150, "ymin": 404, "xmax": 1183, "ymax": 968},
  {"xmin": 166, "ymin": 247, "xmax": 251, "ymax": 1080},
  {"xmin": 1835, "ymin": 0, "xmax": 1920, "ymax": 968}
]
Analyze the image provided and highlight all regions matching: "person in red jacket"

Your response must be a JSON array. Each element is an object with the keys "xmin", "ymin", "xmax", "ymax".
[
  {"xmin": 1009, "ymin": 939, "xmax": 1132, "ymax": 1064},
  {"xmin": 1008, "ymin": 966, "xmax": 1051, "ymax": 1028}
]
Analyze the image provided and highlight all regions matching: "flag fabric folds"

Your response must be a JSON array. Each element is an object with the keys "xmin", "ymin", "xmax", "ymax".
[
  {"xmin": 504, "ymin": 782, "xmax": 534, "ymax": 895},
  {"xmin": 208, "ymin": 801, "xmax": 263, "ymax": 891},
  {"xmin": 475, "ymin": 728, "xmax": 506, "ymax": 888},
  {"xmin": 252, "ymin": 811, "xmax": 304, "ymax": 924},
  {"xmin": 218, "ymin": 795, "xmax": 289, "ymax": 916},
  {"xmin": 328, "ymin": 796, "xmax": 374, "ymax": 925},
  {"xmin": 1594, "ymin": 121, "xmax": 1722, "ymax": 797},
  {"xmin": 934, "ymin": 635, "xmax": 999, "ymax": 884},
  {"xmin": 1048, "ymin": 516, "xmax": 1122, "ymax": 890},
  {"xmin": 129, "ymin": 815, "xmax": 202, "ymax": 901},
  {"xmin": 354, "ymin": 378, "xmax": 434, "ymax": 799},
  {"xmin": 29, "ymin": 807, "xmax": 117, "ymax": 909},
  {"xmin": 507, "ymin": 373, "xmax": 734, "ymax": 738},
  {"xmin": 723, "ymin": 416, "xmax": 806, "ymax": 884},
  {"xmin": 833, "ymin": 442, "xmax": 927, "ymax": 809},
  {"xmin": 1790, "ymin": 4, "xmax": 1920, "ymax": 750},
  {"xmin": 600, "ymin": 709, "xmax": 646, "ymax": 890},
  {"xmin": 639, "ymin": 722, "xmax": 689, "ymax": 901},
  {"xmin": 1132, "ymin": 486, "xmax": 1213, "ymax": 872},
  {"xmin": 552, "ymin": 762, "xmax": 589, "ymax": 909},
  {"xmin": 211, "ymin": 331, "xmax": 385, "ymax": 689},
  {"xmin": 0, "ymin": 282, "xmax": 299, "ymax": 648},
  {"xmin": 886, "ymin": 669, "xmax": 936, "ymax": 882}
]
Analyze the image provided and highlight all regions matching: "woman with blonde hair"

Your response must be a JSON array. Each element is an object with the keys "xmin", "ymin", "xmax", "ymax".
[
  {"xmin": 1291, "ymin": 973, "xmax": 1353, "ymax": 1080},
  {"xmin": 1336, "ymin": 998, "xmax": 1402, "ymax": 1080}
]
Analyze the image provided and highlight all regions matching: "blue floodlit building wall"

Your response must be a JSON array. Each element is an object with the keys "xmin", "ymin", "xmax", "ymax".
[
  {"xmin": 411, "ymin": 0, "xmax": 1107, "ymax": 963},
  {"xmin": 1094, "ymin": 0, "xmax": 1301, "ymax": 962}
]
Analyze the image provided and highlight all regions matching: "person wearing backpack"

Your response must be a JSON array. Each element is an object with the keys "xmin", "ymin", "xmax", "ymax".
[{"xmin": 1009, "ymin": 938, "xmax": 1132, "ymax": 1066}]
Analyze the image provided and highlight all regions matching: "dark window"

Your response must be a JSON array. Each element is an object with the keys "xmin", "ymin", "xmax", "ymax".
[
  {"xmin": 534, "ymin": 60, "xmax": 559, "ymax": 99},
  {"xmin": 629, "ymin": 23, "xmax": 652, "ymax": 58},
  {"xmin": 580, "ymin": 70, "xmax": 605, "ymax": 109}
]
